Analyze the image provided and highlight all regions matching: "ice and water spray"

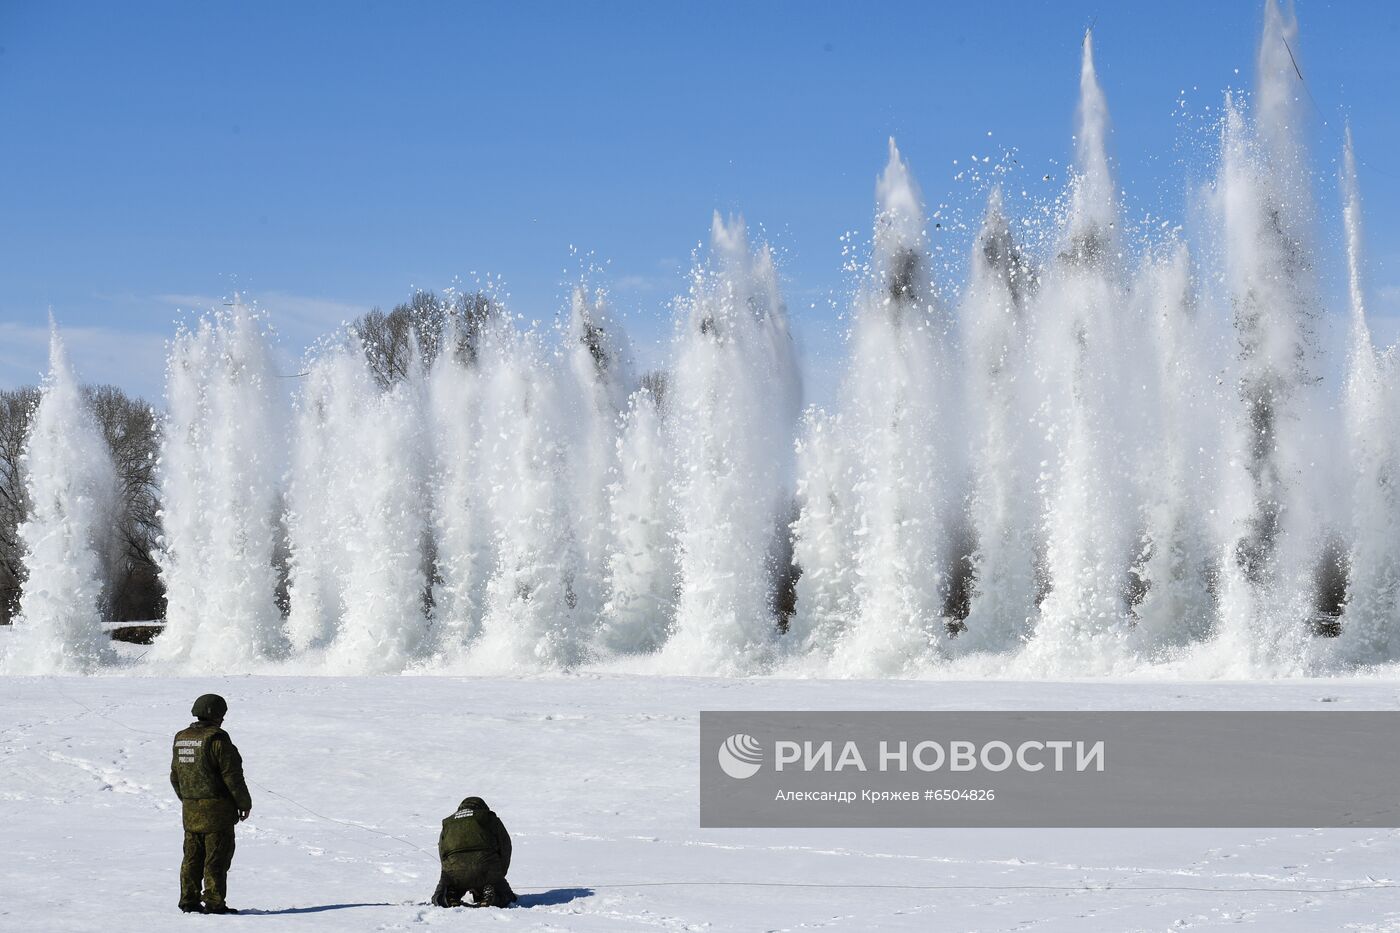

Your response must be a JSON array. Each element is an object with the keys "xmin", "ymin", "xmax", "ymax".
[
  {"xmin": 662, "ymin": 215, "xmax": 802, "ymax": 674},
  {"xmin": 154, "ymin": 306, "xmax": 287, "ymax": 669},
  {"xmin": 290, "ymin": 338, "xmax": 432, "ymax": 673},
  {"xmin": 822, "ymin": 141, "xmax": 958, "ymax": 677},
  {"xmin": 8, "ymin": 3, "xmax": 1400, "ymax": 678},
  {"xmin": 1335, "ymin": 127, "xmax": 1400, "ymax": 665},
  {"xmin": 2, "ymin": 329, "xmax": 118, "ymax": 673}
]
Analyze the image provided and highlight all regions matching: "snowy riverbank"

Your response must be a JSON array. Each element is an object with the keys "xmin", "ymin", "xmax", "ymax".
[{"xmin": 4, "ymin": 675, "xmax": 1400, "ymax": 931}]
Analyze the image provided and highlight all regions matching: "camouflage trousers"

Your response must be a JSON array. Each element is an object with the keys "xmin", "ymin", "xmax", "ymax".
[
  {"xmin": 434, "ymin": 858, "xmax": 516, "ymax": 907},
  {"xmin": 180, "ymin": 828, "xmax": 236, "ymax": 910}
]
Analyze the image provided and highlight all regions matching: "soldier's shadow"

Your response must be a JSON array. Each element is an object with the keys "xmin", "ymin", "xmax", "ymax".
[
  {"xmin": 239, "ymin": 902, "xmax": 394, "ymax": 915},
  {"xmin": 515, "ymin": 887, "xmax": 595, "ymax": 907}
]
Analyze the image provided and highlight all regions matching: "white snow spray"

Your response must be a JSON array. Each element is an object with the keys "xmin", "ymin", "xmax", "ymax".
[
  {"xmin": 153, "ymin": 304, "xmax": 287, "ymax": 670},
  {"xmin": 955, "ymin": 188, "xmax": 1038, "ymax": 657},
  {"xmin": 18, "ymin": 1, "xmax": 1400, "ymax": 679},
  {"xmin": 787, "ymin": 407, "xmax": 856, "ymax": 663},
  {"xmin": 1205, "ymin": 1, "xmax": 1327, "ymax": 676},
  {"xmin": 660, "ymin": 214, "xmax": 802, "ymax": 674},
  {"xmin": 469, "ymin": 322, "xmax": 590, "ymax": 671},
  {"xmin": 423, "ymin": 322, "xmax": 489, "ymax": 662},
  {"xmin": 286, "ymin": 337, "xmax": 431, "ymax": 673},
  {"xmin": 1128, "ymin": 246, "xmax": 1222, "ymax": 657},
  {"xmin": 1333, "ymin": 127, "xmax": 1400, "ymax": 666},
  {"xmin": 822, "ymin": 140, "xmax": 958, "ymax": 677},
  {"xmin": 597, "ymin": 383, "xmax": 676, "ymax": 656},
  {"xmin": 562, "ymin": 286, "xmax": 633, "ymax": 638},
  {"xmin": 1017, "ymin": 31, "xmax": 1138, "ymax": 676},
  {"xmin": 3, "ymin": 328, "xmax": 118, "ymax": 674}
]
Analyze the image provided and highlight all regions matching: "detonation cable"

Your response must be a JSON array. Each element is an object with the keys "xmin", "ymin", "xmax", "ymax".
[
  {"xmin": 44, "ymin": 681, "xmax": 165, "ymax": 738},
  {"xmin": 1280, "ymin": 33, "xmax": 1324, "ymax": 119},
  {"xmin": 509, "ymin": 880, "xmax": 1399, "ymax": 895},
  {"xmin": 246, "ymin": 781, "xmax": 437, "ymax": 860}
]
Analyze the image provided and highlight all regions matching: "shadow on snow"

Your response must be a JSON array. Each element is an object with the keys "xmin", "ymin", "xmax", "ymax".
[{"xmin": 515, "ymin": 887, "xmax": 596, "ymax": 907}]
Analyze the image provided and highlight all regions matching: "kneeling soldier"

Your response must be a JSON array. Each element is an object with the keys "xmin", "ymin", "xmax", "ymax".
[
  {"xmin": 431, "ymin": 796, "xmax": 518, "ymax": 908},
  {"xmin": 170, "ymin": 694, "xmax": 252, "ymax": 914}
]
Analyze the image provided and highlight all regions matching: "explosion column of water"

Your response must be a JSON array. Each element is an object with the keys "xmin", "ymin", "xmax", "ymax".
[
  {"xmin": 1334, "ymin": 129, "xmax": 1400, "ymax": 665},
  {"xmin": 597, "ymin": 384, "xmax": 677, "ymax": 654},
  {"xmin": 1210, "ymin": 1, "xmax": 1323, "ymax": 673},
  {"xmin": 344, "ymin": 366, "xmax": 431, "ymax": 669},
  {"xmin": 285, "ymin": 348, "xmax": 354, "ymax": 653},
  {"xmin": 562, "ymin": 286, "xmax": 633, "ymax": 632},
  {"xmin": 956, "ymin": 189, "xmax": 1039, "ymax": 655},
  {"xmin": 153, "ymin": 306, "xmax": 286, "ymax": 669},
  {"xmin": 787, "ymin": 408, "xmax": 857, "ymax": 660},
  {"xmin": 662, "ymin": 214, "xmax": 802, "ymax": 674},
  {"xmin": 828, "ymin": 140, "xmax": 956, "ymax": 676},
  {"xmin": 423, "ymin": 325, "xmax": 489, "ymax": 660},
  {"xmin": 1021, "ymin": 32, "xmax": 1136, "ymax": 673},
  {"xmin": 472, "ymin": 326, "xmax": 589, "ymax": 669},
  {"xmin": 329, "ymin": 347, "xmax": 432, "ymax": 672},
  {"xmin": 3, "ymin": 330, "xmax": 118, "ymax": 673},
  {"xmin": 1130, "ymin": 246, "xmax": 1222, "ymax": 652},
  {"xmin": 285, "ymin": 339, "xmax": 432, "ymax": 672}
]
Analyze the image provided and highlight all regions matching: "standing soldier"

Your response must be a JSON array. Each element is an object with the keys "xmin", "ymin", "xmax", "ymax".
[
  {"xmin": 430, "ymin": 796, "xmax": 518, "ymax": 908},
  {"xmin": 170, "ymin": 693, "xmax": 252, "ymax": 915}
]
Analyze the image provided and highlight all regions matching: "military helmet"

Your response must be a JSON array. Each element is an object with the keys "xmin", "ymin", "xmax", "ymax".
[
  {"xmin": 459, "ymin": 796, "xmax": 488, "ymax": 811},
  {"xmin": 191, "ymin": 694, "xmax": 229, "ymax": 721}
]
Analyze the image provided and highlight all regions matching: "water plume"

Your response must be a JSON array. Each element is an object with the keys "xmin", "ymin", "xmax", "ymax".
[
  {"xmin": 286, "ymin": 338, "xmax": 431, "ymax": 673},
  {"xmin": 827, "ymin": 140, "xmax": 957, "ymax": 677},
  {"xmin": 1019, "ymin": 32, "xmax": 1136, "ymax": 674},
  {"xmin": 1334, "ymin": 128, "xmax": 1400, "ymax": 665},
  {"xmin": 788, "ymin": 408, "xmax": 857, "ymax": 659},
  {"xmin": 3, "ymin": 329, "xmax": 118, "ymax": 673},
  {"xmin": 597, "ymin": 384, "xmax": 676, "ymax": 655},
  {"xmin": 1207, "ymin": 4, "xmax": 1323, "ymax": 673},
  {"xmin": 153, "ymin": 305, "xmax": 286, "ymax": 669},
  {"xmin": 956, "ymin": 189, "xmax": 1039, "ymax": 655},
  {"xmin": 661, "ymin": 214, "xmax": 802, "ymax": 674},
  {"xmin": 1130, "ymin": 247, "xmax": 1221, "ymax": 654},
  {"xmin": 562, "ymin": 286, "xmax": 633, "ymax": 631},
  {"xmin": 18, "ymin": 2, "xmax": 1398, "ymax": 681},
  {"xmin": 472, "ymin": 325, "xmax": 589, "ymax": 670},
  {"xmin": 423, "ymin": 323, "xmax": 489, "ymax": 660}
]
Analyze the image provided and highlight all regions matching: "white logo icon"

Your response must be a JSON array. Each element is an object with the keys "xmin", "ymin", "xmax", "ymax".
[{"xmin": 718, "ymin": 733, "xmax": 763, "ymax": 779}]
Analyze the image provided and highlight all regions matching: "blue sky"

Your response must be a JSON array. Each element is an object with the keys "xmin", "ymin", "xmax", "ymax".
[{"xmin": 1, "ymin": 1, "xmax": 1397, "ymax": 404}]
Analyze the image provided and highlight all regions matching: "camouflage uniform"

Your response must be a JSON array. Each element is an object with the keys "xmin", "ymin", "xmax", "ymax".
[
  {"xmin": 170, "ymin": 697, "xmax": 252, "ymax": 913},
  {"xmin": 431, "ymin": 796, "xmax": 517, "ymax": 907}
]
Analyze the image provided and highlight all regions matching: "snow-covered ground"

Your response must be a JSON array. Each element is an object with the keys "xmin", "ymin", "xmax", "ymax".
[{"xmin": 4, "ymin": 673, "xmax": 1400, "ymax": 932}]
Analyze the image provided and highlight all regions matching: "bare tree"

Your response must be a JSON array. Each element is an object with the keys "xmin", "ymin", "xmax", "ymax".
[
  {"xmin": 0, "ymin": 384, "xmax": 165, "ymax": 625},
  {"xmin": 355, "ymin": 290, "xmax": 501, "ymax": 387},
  {"xmin": 638, "ymin": 370, "xmax": 670, "ymax": 412},
  {"xmin": 86, "ymin": 386, "xmax": 163, "ymax": 622},
  {"xmin": 0, "ymin": 387, "xmax": 40, "ymax": 623},
  {"xmin": 358, "ymin": 291, "xmax": 442, "ymax": 387}
]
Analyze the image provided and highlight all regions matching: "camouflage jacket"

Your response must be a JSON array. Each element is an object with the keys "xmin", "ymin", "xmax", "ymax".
[
  {"xmin": 170, "ymin": 721, "xmax": 252, "ymax": 832},
  {"xmin": 439, "ymin": 797, "xmax": 512, "ymax": 874}
]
